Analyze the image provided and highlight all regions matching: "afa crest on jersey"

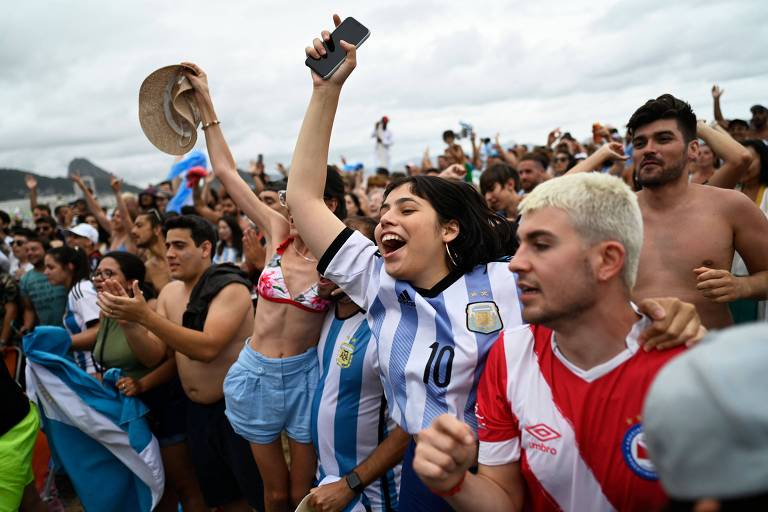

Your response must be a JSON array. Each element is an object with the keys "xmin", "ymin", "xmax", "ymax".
[
  {"xmin": 336, "ymin": 342, "xmax": 355, "ymax": 368},
  {"xmin": 466, "ymin": 301, "xmax": 503, "ymax": 334},
  {"xmin": 622, "ymin": 423, "xmax": 657, "ymax": 480}
]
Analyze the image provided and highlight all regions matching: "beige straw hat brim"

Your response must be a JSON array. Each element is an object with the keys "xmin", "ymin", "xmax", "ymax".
[{"xmin": 139, "ymin": 64, "xmax": 201, "ymax": 155}]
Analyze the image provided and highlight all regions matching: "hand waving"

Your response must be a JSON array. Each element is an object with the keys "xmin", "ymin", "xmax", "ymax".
[
  {"xmin": 25, "ymin": 175, "xmax": 37, "ymax": 190},
  {"xmin": 711, "ymin": 85, "xmax": 724, "ymax": 99}
]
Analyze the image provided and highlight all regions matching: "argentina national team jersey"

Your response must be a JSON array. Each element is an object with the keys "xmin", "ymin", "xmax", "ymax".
[
  {"xmin": 318, "ymin": 229, "xmax": 524, "ymax": 435},
  {"xmin": 63, "ymin": 279, "xmax": 99, "ymax": 374},
  {"xmin": 311, "ymin": 309, "xmax": 401, "ymax": 511}
]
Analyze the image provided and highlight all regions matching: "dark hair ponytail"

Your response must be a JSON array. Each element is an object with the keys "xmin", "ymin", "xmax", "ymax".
[
  {"xmin": 383, "ymin": 176, "xmax": 516, "ymax": 274},
  {"xmin": 46, "ymin": 246, "xmax": 91, "ymax": 288}
]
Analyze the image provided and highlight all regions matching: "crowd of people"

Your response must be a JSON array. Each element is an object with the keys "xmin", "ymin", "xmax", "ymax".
[{"xmin": 2, "ymin": 14, "xmax": 768, "ymax": 512}]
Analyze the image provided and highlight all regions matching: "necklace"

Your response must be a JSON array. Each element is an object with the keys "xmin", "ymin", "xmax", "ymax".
[{"xmin": 292, "ymin": 241, "xmax": 317, "ymax": 263}]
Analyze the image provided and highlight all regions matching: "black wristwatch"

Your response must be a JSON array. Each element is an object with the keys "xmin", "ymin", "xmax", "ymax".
[{"xmin": 345, "ymin": 471, "xmax": 364, "ymax": 495}]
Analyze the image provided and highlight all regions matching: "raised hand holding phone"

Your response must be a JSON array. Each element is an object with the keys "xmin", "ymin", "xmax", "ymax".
[{"xmin": 305, "ymin": 14, "xmax": 367, "ymax": 88}]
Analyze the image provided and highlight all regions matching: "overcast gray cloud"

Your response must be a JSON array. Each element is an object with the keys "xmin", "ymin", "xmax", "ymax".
[{"xmin": 1, "ymin": 0, "xmax": 766, "ymax": 185}]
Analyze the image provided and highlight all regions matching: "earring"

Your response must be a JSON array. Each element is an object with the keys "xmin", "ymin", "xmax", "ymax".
[{"xmin": 445, "ymin": 243, "xmax": 458, "ymax": 268}]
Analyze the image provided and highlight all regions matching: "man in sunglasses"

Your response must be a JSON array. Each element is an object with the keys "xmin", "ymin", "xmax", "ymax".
[
  {"xmin": 33, "ymin": 216, "xmax": 59, "ymax": 245},
  {"xmin": 9, "ymin": 228, "xmax": 34, "ymax": 279}
]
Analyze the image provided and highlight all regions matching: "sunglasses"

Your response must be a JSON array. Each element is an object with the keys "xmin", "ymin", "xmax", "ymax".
[{"xmin": 12, "ymin": 240, "xmax": 27, "ymax": 246}]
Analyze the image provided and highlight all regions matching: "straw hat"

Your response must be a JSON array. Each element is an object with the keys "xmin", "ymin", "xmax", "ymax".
[{"xmin": 139, "ymin": 64, "xmax": 201, "ymax": 155}]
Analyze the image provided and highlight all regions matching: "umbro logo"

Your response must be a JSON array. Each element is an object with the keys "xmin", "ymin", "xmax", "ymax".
[
  {"xmin": 525, "ymin": 423, "xmax": 560, "ymax": 456},
  {"xmin": 398, "ymin": 290, "xmax": 415, "ymax": 307},
  {"xmin": 525, "ymin": 423, "xmax": 561, "ymax": 442}
]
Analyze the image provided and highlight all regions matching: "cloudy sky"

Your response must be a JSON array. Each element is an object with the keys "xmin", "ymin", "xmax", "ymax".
[{"xmin": 1, "ymin": 0, "xmax": 766, "ymax": 186}]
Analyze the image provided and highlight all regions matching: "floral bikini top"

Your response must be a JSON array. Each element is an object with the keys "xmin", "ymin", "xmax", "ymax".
[{"xmin": 256, "ymin": 238, "xmax": 331, "ymax": 313}]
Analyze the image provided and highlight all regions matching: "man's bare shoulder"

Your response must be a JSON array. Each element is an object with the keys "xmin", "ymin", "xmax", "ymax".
[
  {"xmin": 157, "ymin": 280, "xmax": 185, "ymax": 301},
  {"xmin": 209, "ymin": 281, "xmax": 252, "ymax": 307}
]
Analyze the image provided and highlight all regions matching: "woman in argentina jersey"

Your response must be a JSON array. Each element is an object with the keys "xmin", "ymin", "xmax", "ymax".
[
  {"xmin": 288, "ymin": 15, "xmax": 523, "ymax": 509},
  {"xmin": 44, "ymin": 246, "xmax": 100, "ymax": 374}
]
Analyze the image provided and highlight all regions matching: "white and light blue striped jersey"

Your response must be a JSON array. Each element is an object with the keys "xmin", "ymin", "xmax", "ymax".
[
  {"xmin": 318, "ymin": 229, "xmax": 524, "ymax": 435},
  {"xmin": 311, "ymin": 308, "xmax": 401, "ymax": 512},
  {"xmin": 63, "ymin": 279, "xmax": 99, "ymax": 374}
]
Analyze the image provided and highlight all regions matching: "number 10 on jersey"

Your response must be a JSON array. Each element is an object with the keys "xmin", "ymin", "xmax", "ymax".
[{"xmin": 423, "ymin": 342, "xmax": 455, "ymax": 388}]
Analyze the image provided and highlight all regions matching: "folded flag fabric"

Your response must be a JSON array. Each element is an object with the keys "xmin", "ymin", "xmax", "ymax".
[{"xmin": 24, "ymin": 326, "xmax": 164, "ymax": 512}]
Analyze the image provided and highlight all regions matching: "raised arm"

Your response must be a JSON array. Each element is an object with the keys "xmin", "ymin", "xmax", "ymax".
[
  {"xmin": 71, "ymin": 172, "xmax": 112, "ymax": 234},
  {"xmin": 111, "ymin": 177, "xmax": 135, "ymax": 233},
  {"xmin": 25, "ymin": 175, "xmax": 38, "ymax": 212},
  {"xmin": 697, "ymin": 121, "xmax": 752, "ymax": 189},
  {"xmin": 181, "ymin": 63, "xmax": 288, "ymax": 245},
  {"xmin": 712, "ymin": 85, "xmax": 728, "ymax": 129},
  {"xmin": 285, "ymin": 14, "xmax": 356, "ymax": 259},
  {"xmin": 495, "ymin": 133, "xmax": 518, "ymax": 168},
  {"xmin": 193, "ymin": 176, "xmax": 221, "ymax": 224},
  {"xmin": 565, "ymin": 142, "xmax": 628, "ymax": 175}
]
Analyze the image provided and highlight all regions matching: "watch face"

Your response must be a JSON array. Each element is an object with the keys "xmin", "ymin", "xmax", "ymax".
[{"xmin": 347, "ymin": 472, "xmax": 363, "ymax": 492}]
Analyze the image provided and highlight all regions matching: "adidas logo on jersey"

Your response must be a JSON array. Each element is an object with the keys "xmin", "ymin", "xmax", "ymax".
[{"xmin": 398, "ymin": 290, "xmax": 415, "ymax": 307}]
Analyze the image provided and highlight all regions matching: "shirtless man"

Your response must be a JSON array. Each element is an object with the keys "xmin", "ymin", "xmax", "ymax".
[
  {"xmin": 131, "ymin": 210, "xmax": 171, "ymax": 292},
  {"xmin": 99, "ymin": 214, "xmax": 263, "ymax": 511}
]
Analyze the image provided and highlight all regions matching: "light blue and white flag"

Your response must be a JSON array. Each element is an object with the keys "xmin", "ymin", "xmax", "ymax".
[
  {"xmin": 166, "ymin": 150, "xmax": 208, "ymax": 213},
  {"xmin": 24, "ymin": 326, "xmax": 164, "ymax": 512}
]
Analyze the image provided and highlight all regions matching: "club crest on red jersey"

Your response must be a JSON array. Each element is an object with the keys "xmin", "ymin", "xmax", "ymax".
[{"xmin": 622, "ymin": 423, "xmax": 657, "ymax": 480}]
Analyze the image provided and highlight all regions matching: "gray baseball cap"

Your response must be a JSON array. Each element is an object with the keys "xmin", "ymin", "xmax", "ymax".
[{"xmin": 643, "ymin": 323, "xmax": 768, "ymax": 500}]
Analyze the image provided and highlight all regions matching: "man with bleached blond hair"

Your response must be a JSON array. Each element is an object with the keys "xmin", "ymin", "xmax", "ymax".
[{"xmin": 413, "ymin": 173, "xmax": 703, "ymax": 512}]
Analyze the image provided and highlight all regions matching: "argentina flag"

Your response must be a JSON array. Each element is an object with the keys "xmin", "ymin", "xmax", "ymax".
[{"xmin": 24, "ymin": 326, "xmax": 164, "ymax": 511}]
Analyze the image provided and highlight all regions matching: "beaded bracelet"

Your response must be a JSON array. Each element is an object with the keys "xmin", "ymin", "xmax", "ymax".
[{"xmin": 202, "ymin": 120, "xmax": 221, "ymax": 130}]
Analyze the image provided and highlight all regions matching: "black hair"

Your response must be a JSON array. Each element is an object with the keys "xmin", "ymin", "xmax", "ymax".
[
  {"xmin": 100, "ymin": 251, "xmax": 157, "ymax": 299},
  {"xmin": 216, "ymin": 215, "xmax": 244, "ymax": 258},
  {"xmin": 0, "ymin": 210, "xmax": 9, "ymax": 225},
  {"xmin": 46, "ymin": 246, "xmax": 90, "ymax": 288},
  {"xmin": 137, "ymin": 209, "xmax": 164, "ymax": 229},
  {"xmin": 383, "ymin": 176, "xmax": 516, "ymax": 274},
  {"xmin": 324, "ymin": 165, "xmax": 347, "ymax": 220},
  {"xmin": 442, "ymin": 130, "xmax": 456, "ymax": 142},
  {"xmin": 26, "ymin": 235, "xmax": 50, "ymax": 251},
  {"xmin": 54, "ymin": 205, "xmax": 69, "ymax": 216},
  {"xmin": 262, "ymin": 181, "xmax": 286, "ymax": 193},
  {"xmin": 520, "ymin": 152, "xmax": 549, "ymax": 170},
  {"xmin": 180, "ymin": 205, "xmax": 198, "ymax": 216},
  {"xmin": 345, "ymin": 192, "xmax": 363, "ymax": 217},
  {"xmin": 627, "ymin": 94, "xmax": 697, "ymax": 143},
  {"xmin": 35, "ymin": 215, "xmax": 57, "ymax": 228},
  {"xmin": 344, "ymin": 216, "xmax": 376, "ymax": 242},
  {"xmin": 163, "ymin": 214, "xmax": 217, "ymax": 254},
  {"xmin": 480, "ymin": 164, "xmax": 520, "ymax": 195},
  {"xmin": 742, "ymin": 139, "xmax": 768, "ymax": 185},
  {"xmin": 390, "ymin": 172, "xmax": 407, "ymax": 181},
  {"xmin": 729, "ymin": 119, "xmax": 750, "ymax": 130},
  {"xmin": 11, "ymin": 227, "xmax": 35, "ymax": 238},
  {"xmin": 35, "ymin": 204, "xmax": 52, "ymax": 215}
]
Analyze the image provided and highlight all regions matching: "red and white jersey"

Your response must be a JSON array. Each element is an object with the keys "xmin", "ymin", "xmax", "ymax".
[{"xmin": 476, "ymin": 320, "xmax": 685, "ymax": 512}]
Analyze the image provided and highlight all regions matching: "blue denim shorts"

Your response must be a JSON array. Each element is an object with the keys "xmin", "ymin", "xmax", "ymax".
[{"xmin": 224, "ymin": 343, "xmax": 319, "ymax": 445}]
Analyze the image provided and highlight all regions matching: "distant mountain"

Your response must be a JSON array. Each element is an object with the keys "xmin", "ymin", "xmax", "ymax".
[
  {"xmin": 67, "ymin": 158, "xmax": 142, "ymax": 195},
  {"xmin": 0, "ymin": 159, "xmax": 141, "ymax": 201}
]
